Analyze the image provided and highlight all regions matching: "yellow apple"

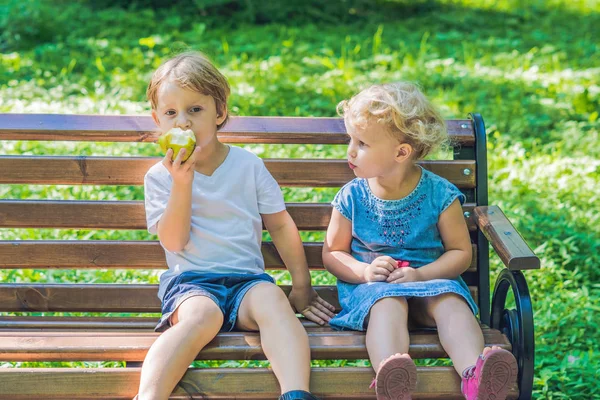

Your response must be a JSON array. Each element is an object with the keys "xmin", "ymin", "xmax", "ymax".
[{"xmin": 157, "ymin": 128, "xmax": 196, "ymax": 162}]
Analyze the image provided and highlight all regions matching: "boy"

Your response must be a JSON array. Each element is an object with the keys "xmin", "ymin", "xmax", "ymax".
[{"xmin": 139, "ymin": 51, "xmax": 335, "ymax": 400}]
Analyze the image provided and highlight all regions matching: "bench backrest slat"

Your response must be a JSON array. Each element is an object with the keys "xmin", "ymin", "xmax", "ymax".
[
  {"xmin": 0, "ymin": 157, "xmax": 476, "ymax": 188},
  {"xmin": 0, "ymin": 114, "xmax": 475, "ymax": 145},
  {"xmin": 0, "ymin": 201, "xmax": 477, "ymax": 231},
  {"xmin": 0, "ymin": 241, "xmax": 477, "ymax": 271}
]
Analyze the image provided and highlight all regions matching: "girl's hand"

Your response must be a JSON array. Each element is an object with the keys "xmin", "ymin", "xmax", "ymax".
[
  {"xmin": 162, "ymin": 146, "xmax": 201, "ymax": 185},
  {"xmin": 289, "ymin": 286, "xmax": 336, "ymax": 325},
  {"xmin": 387, "ymin": 267, "xmax": 422, "ymax": 284},
  {"xmin": 364, "ymin": 256, "xmax": 396, "ymax": 282}
]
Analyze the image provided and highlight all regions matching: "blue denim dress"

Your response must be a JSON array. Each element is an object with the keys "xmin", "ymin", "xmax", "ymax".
[{"xmin": 329, "ymin": 167, "xmax": 478, "ymax": 331}]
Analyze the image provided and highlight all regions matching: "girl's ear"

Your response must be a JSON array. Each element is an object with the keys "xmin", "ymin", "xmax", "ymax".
[{"xmin": 395, "ymin": 143, "xmax": 414, "ymax": 162}]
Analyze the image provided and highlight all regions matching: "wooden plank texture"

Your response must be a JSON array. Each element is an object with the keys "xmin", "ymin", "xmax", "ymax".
[
  {"xmin": 0, "ymin": 156, "xmax": 476, "ymax": 187},
  {"xmin": 0, "ymin": 316, "xmax": 160, "ymax": 331},
  {"xmin": 0, "ymin": 201, "xmax": 328, "ymax": 230},
  {"xmin": 0, "ymin": 327, "xmax": 510, "ymax": 361},
  {"xmin": 0, "ymin": 316, "xmax": 479, "ymax": 331},
  {"xmin": 0, "ymin": 241, "xmax": 322, "ymax": 269},
  {"xmin": 0, "ymin": 367, "xmax": 518, "ymax": 399},
  {"xmin": 0, "ymin": 241, "xmax": 478, "ymax": 272},
  {"xmin": 0, "ymin": 114, "xmax": 476, "ymax": 145},
  {"xmin": 0, "ymin": 284, "xmax": 478, "ymax": 312},
  {"xmin": 474, "ymin": 206, "xmax": 540, "ymax": 270},
  {"xmin": 0, "ymin": 201, "xmax": 478, "ymax": 231}
]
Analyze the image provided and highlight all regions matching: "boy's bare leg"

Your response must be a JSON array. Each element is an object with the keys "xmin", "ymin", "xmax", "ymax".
[
  {"xmin": 421, "ymin": 293, "xmax": 484, "ymax": 374},
  {"xmin": 236, "ymin": 283, "xmax": 311, "ymax": 393},
  {"xmin": 366, "ymin": 297, "xmax": 410, "ymax": 371},
  {"xmin": 137, "ymin": 296, "xmax": 224, "ymax": 400}
]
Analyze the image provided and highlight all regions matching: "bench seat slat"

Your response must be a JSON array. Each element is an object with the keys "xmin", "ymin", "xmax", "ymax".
[
  {"xmin": 0, "ymin": 241, "xmax": 478, "ymax": 271},
  {"xmin": 0, "ymin": 317, "xmax": 470, "ymax": 331},
  {"xmin": 0, "ymin": 285, "xmax": 478, "ymax": 312},
  {"xmin": 0, "ymin": 317, "xmax": 335, "ymax": 331},
  {"xmin": 0, "ymin": 367, "xmax": 518, "ymax": 399},
  {"xmin": 0, "ymin": 201, "xmax": 478, "ymax": 231},
  {"xmin": 0, "ymin": 327, "xmax": 510, "ymax": 361},
  {"xmin": 0, "ymin": 114, "xmax": 476, "ymax": 145},
  {"xmin": 0, "ymin": 316, "xmax": 160, "ymax": 330},
  {"xmin": 5, "ymin": 316, "xmax": 471, "ymax": 331},
  {"xmin": 0, "ymin": 318, "xmax": 471, "ymax": 332},
  {"xmin": 8, "ymin": 316, "xmax": 494, "ymax": 332}
]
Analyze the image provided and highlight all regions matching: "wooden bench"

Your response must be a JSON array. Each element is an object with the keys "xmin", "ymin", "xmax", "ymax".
[{"xmin": 0, "ymin": 113, "xmax": 539, "ymax": 399}]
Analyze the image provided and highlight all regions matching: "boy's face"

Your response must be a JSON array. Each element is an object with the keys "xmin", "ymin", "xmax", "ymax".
[
  {"xmin": 152, "ymin": 79, "xmax": 227, "ymax": 149},
  {"xmin": 345, "ymin": 119, "xmax": 413, "ymax": 179}
]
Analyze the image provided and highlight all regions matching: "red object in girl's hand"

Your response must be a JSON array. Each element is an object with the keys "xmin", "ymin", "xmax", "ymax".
[{"xmin": 396, "ymin": 260, "xmax": 410, "ymax": 268}]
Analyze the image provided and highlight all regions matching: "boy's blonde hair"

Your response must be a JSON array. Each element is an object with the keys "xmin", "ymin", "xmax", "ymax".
[
  {"xmin": 337, "ymin": 82, "xmax": 447, "ymax": 159},
  {"xmin": 147, "ymin": 51, "xmax": 230, "ymax": 129}
]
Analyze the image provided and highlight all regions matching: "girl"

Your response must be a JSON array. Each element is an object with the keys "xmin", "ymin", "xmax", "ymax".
[{"xmin": 322, "ymin": 82, "xmax": 518, "ymax": 400}]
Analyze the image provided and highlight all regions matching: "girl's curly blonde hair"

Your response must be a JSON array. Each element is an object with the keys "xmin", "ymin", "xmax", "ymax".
[{"xmin": 337, "ymin": 82, "xmax": 448, "ymax": 159}]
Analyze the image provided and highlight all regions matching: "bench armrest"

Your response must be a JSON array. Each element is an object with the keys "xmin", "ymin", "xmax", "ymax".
[{"xmin": 474, "ymin": 205, "xmax": 540, "ymax": 270}]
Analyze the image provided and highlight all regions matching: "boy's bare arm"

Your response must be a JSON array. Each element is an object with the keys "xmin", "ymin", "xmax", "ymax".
[
  {"xmin": 156, "ymin": 181, "xmax": 193, "ymax": 252},
  {"xmin": 262, "ymin": 210, "xmax": 336, "ymax": 324},
  {"xmin": 322, "ymin": 209, "xmax": 370, "ymax": 284},
  {"xmin": 263, "ymin": 210, "xmax": 311, "ymax": 288},
  {"xmin": 156, "ymin": 147, "xmax": 201, "ymax": 252}
]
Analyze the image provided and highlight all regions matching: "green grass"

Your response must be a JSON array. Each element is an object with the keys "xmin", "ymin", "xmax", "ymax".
[{"xmin": 1, "ymin": 0, "xmax": 599, "ymax": 398}]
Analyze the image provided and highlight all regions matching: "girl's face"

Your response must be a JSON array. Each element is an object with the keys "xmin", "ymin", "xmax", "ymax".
[
  {"xmin": 345, "ymin": 119, "xmax": 411, "ymax": 179},
  {"xmin": 152, "ymin": 79, "xmax": 227, "ymax": 149}
]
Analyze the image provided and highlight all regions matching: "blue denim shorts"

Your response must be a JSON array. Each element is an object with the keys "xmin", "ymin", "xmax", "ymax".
[
  {"xmin": 155, "ymin": 271, "xmax": 275, "ymax": 332},
  {"xmin": 329, "ymin": 277, "xmax": 479, "ymax": 331}
]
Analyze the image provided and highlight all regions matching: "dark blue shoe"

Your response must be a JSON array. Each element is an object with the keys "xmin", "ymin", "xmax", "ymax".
[{"xmin": 279, "ymin": 390, "xmax": 319, "ymax": 400}]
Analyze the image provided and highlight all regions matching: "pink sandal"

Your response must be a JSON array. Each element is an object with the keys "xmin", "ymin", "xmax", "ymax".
[
  {"xmin": 461, "ymin": 348, "xmax": 518, "ymax": 400},
  {"xmin": 370, "ymin": 353, "xmax": 417, "ymax": 400}
]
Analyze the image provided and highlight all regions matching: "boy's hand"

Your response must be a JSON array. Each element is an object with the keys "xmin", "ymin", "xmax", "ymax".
[
  {"xmin": 364, "ymin": 256, "xmax": 396, "ymax": 282},
  {"xmin": 387, "ymin": 267, "xmax": 422, "ymax": 284},
  {"xmin": 288, "ymin": 286, "xmax": 336, "ymax": 326},
  {"xmin": 162, "ymin": 146, "xmax": 201, "ymax": 185}
]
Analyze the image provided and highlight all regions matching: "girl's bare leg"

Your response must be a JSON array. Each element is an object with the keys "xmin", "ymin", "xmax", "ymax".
[
  {"xmin": 366, "ymin": 296, "xmax": 410, "ymax": 372},
  {"xmin": 420, "ymin": 293, "xmax": 484, "ymax": 374}
]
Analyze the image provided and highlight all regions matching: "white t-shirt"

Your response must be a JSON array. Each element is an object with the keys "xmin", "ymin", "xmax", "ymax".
[{"xmin": 144, "ymin": 145, "xmax": 286, "ymax": 300}]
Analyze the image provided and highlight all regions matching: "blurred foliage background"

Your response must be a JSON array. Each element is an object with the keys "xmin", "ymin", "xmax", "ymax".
[{"xmin": 0, "ymin": 0, "xmax": 599, "ymax": 398}]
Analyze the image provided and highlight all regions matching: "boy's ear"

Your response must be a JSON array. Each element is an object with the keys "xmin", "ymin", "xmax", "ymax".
[
  {"xmin": 216, "ymin": 106, "xmax": 228, "ymax": 126},
  {"xmin": 151, "ymin": 109, "xmax": 160, "ymax": 126},
  {"xmin": 395, "ymin": 143, "xmax": 414, "ymax": 162}
]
